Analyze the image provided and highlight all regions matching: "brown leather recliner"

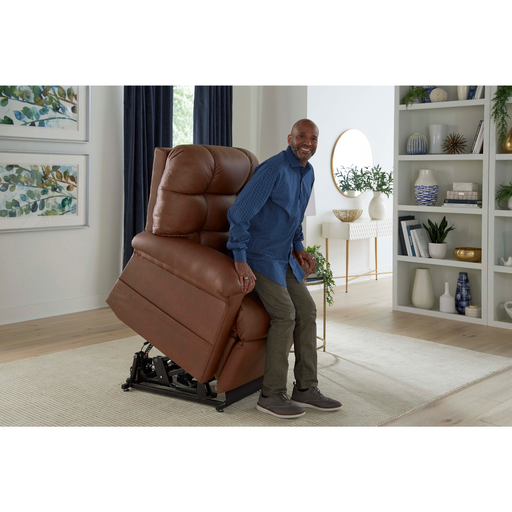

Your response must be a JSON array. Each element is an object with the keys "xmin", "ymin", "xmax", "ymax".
[{"xmin": 107, "ymin": 145, "xmax": 274, "ymax": 411}]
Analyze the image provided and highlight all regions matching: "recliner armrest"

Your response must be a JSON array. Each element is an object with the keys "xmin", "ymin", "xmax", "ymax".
[{"xmin": 132, "ymin": 231, "xmax": 243, "ymax": 301}]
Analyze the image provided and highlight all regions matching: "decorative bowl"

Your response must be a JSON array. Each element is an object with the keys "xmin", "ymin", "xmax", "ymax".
[
  {"xmin": 333, "ymin": 209, "xmax": 363, "ymax": 222},
  {"xmin": 454, "ymin": 247, "xmax": 482, "ymax": 263}
]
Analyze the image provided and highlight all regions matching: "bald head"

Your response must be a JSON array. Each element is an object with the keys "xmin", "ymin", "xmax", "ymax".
[{"xmin": 288, "ymin": 119, "xmax": 319, "ymax": 167}]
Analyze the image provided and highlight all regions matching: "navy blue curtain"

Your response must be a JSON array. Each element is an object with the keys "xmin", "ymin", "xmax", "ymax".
[
  {"xmin": 193, "ymin": 86, "xmax": 232, "ymax": 146},
  {"xmin": 123, "ymin": 86, "xmax": 173, "ymax": 267}
]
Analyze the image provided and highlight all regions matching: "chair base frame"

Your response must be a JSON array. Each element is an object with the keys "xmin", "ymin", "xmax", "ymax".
[{"xmin": 121, "ymin": 342, "xmax": 263, "ymax": 412}]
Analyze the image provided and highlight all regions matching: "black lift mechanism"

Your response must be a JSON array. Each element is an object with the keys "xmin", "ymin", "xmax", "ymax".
[{"xmin": 121, "ymin": 341, "xmax": 262, "ymax": 412}]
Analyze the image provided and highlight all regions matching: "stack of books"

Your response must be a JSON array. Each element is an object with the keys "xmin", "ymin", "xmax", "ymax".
[
  {"xmin": 444, "ymin": 183, "xmax": 482, "ymax": 208},
  {"xmin": 398, "ymin": 215, "xmax": 430, "ymax": 258},
  {"xmin": 467, "ymin": 86, "xmax": 484, "ymax": 100},
  {"xmin": 470, "ymin": 120, "xmax": 484, "ymax": 154}
]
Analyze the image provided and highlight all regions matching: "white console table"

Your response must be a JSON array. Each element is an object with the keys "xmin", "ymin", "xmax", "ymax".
[{"xmin": 321, "ymin": 219, "xmax": 393, "ymax": 293}]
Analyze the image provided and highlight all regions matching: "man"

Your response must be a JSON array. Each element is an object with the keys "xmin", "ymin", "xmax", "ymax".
[{"xmin": 227, "ymin": 119, "xmax": 342, "ymax": 419}]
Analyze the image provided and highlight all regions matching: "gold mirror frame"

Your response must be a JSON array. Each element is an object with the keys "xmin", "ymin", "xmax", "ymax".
[{"xmin": 331, "ymin": 129, "xmax": 373, "ymax": 198}]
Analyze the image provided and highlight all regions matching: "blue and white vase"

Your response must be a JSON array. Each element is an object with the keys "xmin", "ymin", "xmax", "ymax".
[
  {"xmin": 414, "ymin": 169, "xmax": 439, "ymax": 206},
  {"xmin": 407, "ymin": 133, "xmax": 428, "ymax": 155},
  {"xmin": 423, "ymin": 86, "xmax": 437, "ymax": 103},
  {"xmin": 455, "ymin": 272, "xmax": 472, "ymax": 315}
]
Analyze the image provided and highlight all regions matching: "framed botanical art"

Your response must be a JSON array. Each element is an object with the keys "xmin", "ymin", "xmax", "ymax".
[
  {"xmin": 0, "ymin": 151, "xmax": 90, "ymax": 232},
  {"xmin": 0, "ymin": 86, "xmax": 90, "ymax": 142}
]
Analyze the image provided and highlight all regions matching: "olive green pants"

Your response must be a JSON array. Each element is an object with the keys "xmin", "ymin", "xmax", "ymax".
[{"xmin": 253, "ymin": 265, "xmax": 318, "ymax": 397}]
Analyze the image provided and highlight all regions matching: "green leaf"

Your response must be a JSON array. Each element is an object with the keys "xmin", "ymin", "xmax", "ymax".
[
  {"xmin": 57, "ymin": 87, "xmax": 66, "ymax": 99},
  {"xmin": 39, "ymin": 199, "xmax": 45, "ymax": 211},
  {"xmin": 1, "ymin": 115, "xmax": 14, "ymax": 125},
  {"xmin": 22, "ymin": 106, "xmax": 34, "ymax": 120},
  {"xmin": 9, "ymin": 184, "xmax": 15, "ymax": 192},
  {"xmin": 0, "ymin": 98, "xmax": 7, "ymax": 107},
  {"xmin": 67, "ymin": 87, "xmax": 75, "ymax": 101}
]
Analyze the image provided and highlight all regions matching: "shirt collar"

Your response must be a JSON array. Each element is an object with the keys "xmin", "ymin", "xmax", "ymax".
[{"xmin": 286, "ymin": 146, "xmax": 312, "ymax": 172}]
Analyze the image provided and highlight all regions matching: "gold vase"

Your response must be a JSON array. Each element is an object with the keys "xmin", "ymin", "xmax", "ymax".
[{"xmin": 503, "ymin": 128, "xmax": 512, "ymax": 154}]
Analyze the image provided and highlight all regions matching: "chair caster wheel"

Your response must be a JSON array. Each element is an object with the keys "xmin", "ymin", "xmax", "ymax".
[
  {"xmin": 121, "ymin": 383, "xmax": 130, "ymax": 391},
  {"xmin": 216, "ymin": 408, "xmax": 224, "ymax": 413}
]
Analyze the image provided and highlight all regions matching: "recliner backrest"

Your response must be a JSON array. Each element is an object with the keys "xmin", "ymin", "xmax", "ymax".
[{"xmin": 146, "ymin": 145, "xmax": 258, "ymax": 254}]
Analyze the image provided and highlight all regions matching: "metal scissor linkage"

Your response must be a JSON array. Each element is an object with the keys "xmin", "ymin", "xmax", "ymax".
[{"xmin": 121, "ymin": 342, "xmax": 262, "ymax": 412}]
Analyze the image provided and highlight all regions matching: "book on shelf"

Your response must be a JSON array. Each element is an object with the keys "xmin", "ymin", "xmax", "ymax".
[
  {"xmin": 406, "ymin": 224, "xmax": 422, "ymax": 257},
  {"xmin": 446, "ymin": 190, "xmax": 481, "ymax": 200},
  {"xmin": 472, "ymin": 121, "xmax": 484, "ymax": 154},
  {"xmin": 444, "ymin": 199, "xmax": 482, "ymax": 204},
  {"xmin": 400, "ymin": 217, "xmax": 419, "ymax": 256},
  {"xmin": 411, "ymin": 227, "xmax": 430, "ymax": 258},
  {"xmin": 470, "ymin": 120, "xmax": 483, "ymax": 153},
  {"xmin": 398, "ymin": 215, "xmax": 415, "ymax": 255},
  {"xmin": 467, "ymin": 86, "xmax": 477, "ymax": 100},
  {"xmin": 474, "ymin": 86, "xmax": 484, "ymax": 100}
]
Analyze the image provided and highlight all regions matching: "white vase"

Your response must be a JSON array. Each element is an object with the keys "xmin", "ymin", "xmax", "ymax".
[
  {"xmin": 368, "ymin": 191, "xmax": 387, "ymax": 220},
  {"xmin": 412, "ymin": 268, "xmax": 435, "ymax": 310},
  {"xmin": 457, "ymin": 86, "xmax": 469, "ymax": 101},
  {"xmin": 414, "ymin": 169, "xmax": 439, "ymax": 206},
  {"xmin": 508, "ymin": 197, "xmax": 512, "ymax": 210},
  {"xmin": 428, "ymin": 124, "xmax": 449, "ymax": 154},
  {"xmin": 439, "ymin": 281, "xmax": 456, "ymax": 313},
  {"xmin": 429, "ymin": 242, "xmax": 447, "ymax": 259}
]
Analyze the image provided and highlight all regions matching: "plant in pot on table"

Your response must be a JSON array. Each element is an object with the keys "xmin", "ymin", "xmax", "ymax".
[
  {"xmin": 304, "ymin": 245, "xmax": 336, "ymax": 306},
  {"xmin": 422, "ymin": 216, "xmax": 455, "ymax": 259},
  {"xmin": 363, "ymin": 165, "xmax": 393, "ymax": 220}
]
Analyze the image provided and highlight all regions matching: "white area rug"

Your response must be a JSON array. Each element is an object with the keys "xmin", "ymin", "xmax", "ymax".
[{"xmin": 1, "ymin": 323, "xmax": 511, "ymax": 427}]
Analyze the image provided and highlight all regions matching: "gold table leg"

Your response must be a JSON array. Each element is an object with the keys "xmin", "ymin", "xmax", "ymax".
[{"xmin": 346, "ymin": 240, "xmax": 349, "ymax": 293}]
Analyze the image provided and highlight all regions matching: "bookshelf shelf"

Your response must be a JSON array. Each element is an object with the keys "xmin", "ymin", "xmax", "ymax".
[
  {"xmin": 398, "ymin": 154, "xmax": 484, "ymax": 161},
  {"xmin": 494, "ymin": 266, "xmax": 512, "ymax": 275},
  {"xmin": 397, "ymin": 255, "xmax": 482, "ymax": 270},
  {"xmin": 398, "ymin": 99, "xmax": 485, "ymax": 111},
  {"xmin": 496, "ymin": 154, "xmax": 512, "ymax": 161},
  {"xmin": 397, "ymin": 205, "xmax": 483, "ymax": 215},
  {"xmin": 393, "ymin": 86, "xmax": 490, "ymax": 326},
  {"xmin": 495, "ymin": 210, "xmax": 512, "ymax": 217}
]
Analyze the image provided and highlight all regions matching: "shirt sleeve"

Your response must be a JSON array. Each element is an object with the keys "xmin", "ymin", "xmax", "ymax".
[{"xmin": 227, "ymin": 163, "xmax": 279, "ymax": 262}]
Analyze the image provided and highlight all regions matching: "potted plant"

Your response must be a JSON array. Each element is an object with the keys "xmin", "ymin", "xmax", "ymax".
[
  {"xmin": 305, "ymin": 245, "xmax": 336, "ymax": 306},
  {"xmin": 422, "ymin": 216, "xmax": 455, "ymax": 259},
  {"xmin": 491, "ymin": 86, "xmax": 512, "ymax": 146},
  {"xmin": 363, "ymin": 165, "xmax": 393, "ymax": 220},
  {"xmin": 401, "ymin": 86, "xmax": 429, "ymax": 108},
  {"xmin": 496, "ymin": 180, "xmax": 512, "ymax": 210},
  {"xmin": 334, "ymin": 165, "xmax": 368, "ymax": 196}
]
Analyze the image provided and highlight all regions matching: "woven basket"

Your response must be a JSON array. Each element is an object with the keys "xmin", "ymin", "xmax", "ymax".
[{"xmin": 333, "ymin": 209, "xmax": 363, "ymax": 222}]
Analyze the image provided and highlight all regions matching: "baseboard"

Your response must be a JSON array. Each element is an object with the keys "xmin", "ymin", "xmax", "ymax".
[{"xmin": 0, "ymin": 293, "xmax": 110, "ymax": 326}]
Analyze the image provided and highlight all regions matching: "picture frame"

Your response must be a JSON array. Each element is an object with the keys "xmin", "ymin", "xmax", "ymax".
[
  {"xmin": 0, "ymin": 150, "xmax": 90, "ymax": 233},
  {"xmin": 0, "ymin": 86, "xmax": 90, "ymax": 143}
]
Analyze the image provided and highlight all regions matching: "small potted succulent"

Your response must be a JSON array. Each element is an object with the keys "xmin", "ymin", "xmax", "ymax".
[
  {"xmin": 422, "ymin": 216, "xmax": 455, "ymax": 259},
  {"xmin": 496, "ymin": 180, "xmax": 512, "ymax": 210},
  {"xmin": 305, "ymin": 245, "xmax": 336, "ymax": 306}
]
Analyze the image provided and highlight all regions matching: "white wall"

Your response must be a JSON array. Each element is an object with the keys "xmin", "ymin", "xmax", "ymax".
[
  {"xmin": 0, "ymin": 86, "xmax": 124, "ymax": 325},
  {"xmin": 233, "ymin": 86, "xmax": 307, "ymax": 161},
  {"xmin": 306, "ymin": 86, "xmax": 395, "ymax": 283}
]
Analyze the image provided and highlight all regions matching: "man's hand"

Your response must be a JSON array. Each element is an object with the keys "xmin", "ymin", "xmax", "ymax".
[
  {"xmin": 234, "ymin": 262, "xmax": 257, "ymax": 293},
  {"xmin": 295, "ymin": 249, "xmax": 317, "ymax": 273}
]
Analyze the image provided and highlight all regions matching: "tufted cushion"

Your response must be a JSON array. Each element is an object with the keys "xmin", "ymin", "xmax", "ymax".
[{"xmin": 152, "ymin": 145, "xmax": 258, "ymax": 252}]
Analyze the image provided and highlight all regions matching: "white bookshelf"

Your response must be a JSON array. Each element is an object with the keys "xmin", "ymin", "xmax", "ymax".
[
  {"xmin": 393, "ymin": 86, "xmax": 490, "ymax": 325},
  {"xmin": 487, "ymin": 86, "xmax": 512, "ymax": 330}
]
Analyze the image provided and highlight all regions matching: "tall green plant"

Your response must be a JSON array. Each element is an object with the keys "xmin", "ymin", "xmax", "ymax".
[
  {"xmin": 305, "ymin": 245, "xmax": 335, "ymax": 306},
  {"xmin": 364, "ymin": 165, "xmax": 393, "ymax": 197},
  {"xmin": 491, "ymin": 86, "xmax": 512, "ymax": 145}
]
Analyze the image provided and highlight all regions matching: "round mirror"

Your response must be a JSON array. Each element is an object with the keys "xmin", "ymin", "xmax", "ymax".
[{"xmin": 331, "ymin": 129, "xmax": 373, "ymax": 197}]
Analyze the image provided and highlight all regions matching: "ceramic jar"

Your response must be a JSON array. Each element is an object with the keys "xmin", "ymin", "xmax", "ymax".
[
  {"xmin": 407, "ymin": 133, "xmax": 428, "ymax": 155},
  {"xmin": 412, "ymin": 268, "xmax": 435, "ymax": 310},
  {"xmin": 455, "ymin": 272, "xmax": 472, "ymax": 315},
  {"xmin": 368, "ymin": 191, "xmax": 387, "ymax": 220},
  {"xmin": 439, "ymin": 281, "xmax": 456, "ymax": 313},
  {"xmin": 414, "ymin": 169, "xmax": 439, "ymax": 206},
  {"xmin": 457, "ymin": 86, "xmax": 469, "ymax": 100},
  {"xmin": 429, "ymin": 124, "xmax": 449, "ymax": 154},
  {"xmin": 429, "ymin": 242, "xmax": 447, "ymax": 259}
]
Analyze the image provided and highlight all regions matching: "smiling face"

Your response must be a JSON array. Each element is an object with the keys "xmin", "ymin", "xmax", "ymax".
[{"xmin": 287, "ymin": 120, "xmax": 319, "ymax": 167}]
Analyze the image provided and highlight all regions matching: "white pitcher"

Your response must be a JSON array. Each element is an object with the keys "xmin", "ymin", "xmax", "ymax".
[{"xmin": 500, "ymin": 256, "xmax": 512, "ymax": 267}]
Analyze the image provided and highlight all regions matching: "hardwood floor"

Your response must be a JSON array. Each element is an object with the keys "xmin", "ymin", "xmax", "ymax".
[{"xmin": 1, "ymin": 275, "xmax": 511, "ymax": 426}]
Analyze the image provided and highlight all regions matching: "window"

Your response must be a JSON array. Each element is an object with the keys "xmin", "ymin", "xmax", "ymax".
[{"xmin": 173, "ymin": 85, "xmax": 194, "ymax": 145}]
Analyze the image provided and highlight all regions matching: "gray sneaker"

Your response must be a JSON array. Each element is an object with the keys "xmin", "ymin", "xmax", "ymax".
[
  {"xmin": 291, "ymin": 383, "xmax": 342, "ymax": 411},
  {"xmin": 256, "ymin": 392, "xmax": 305, "ymax": 419}
]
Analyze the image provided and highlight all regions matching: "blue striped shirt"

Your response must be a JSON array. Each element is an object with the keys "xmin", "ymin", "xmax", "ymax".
[{"xmin": 227, "ymin": 146, "xmax": 315, "ymax": 287}]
